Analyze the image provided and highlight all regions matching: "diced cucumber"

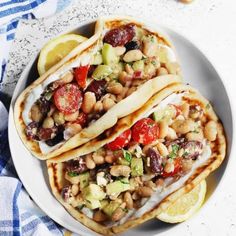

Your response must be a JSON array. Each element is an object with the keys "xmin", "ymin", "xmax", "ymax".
[
  {"xmin": 106, "ymin": 179, "xmax": 130, "ymax": 196},
  {"xmin": 85, "ymin": 199, "xmax": 101, "ymax": 210},
  {"xmin": 91, "ymin": 53, "xmax": 103, "ymax": 65},
  {"xmin": 112, "ymin": 62, "xmax": 124, "ymax": 74},
  {"xmin": 102, "ymin": 43, "xmax": 119, "ymax": 65},
  {"xmin": 144, "ymin": 62, "xmax": 156, "ymax": 75},
  {"xmin": 100, "ymin": 199, "xmax": 109, "ymax": 210},
  {"xmin": 78, "ymin": 172, "xmax": 90, "ymax": 189},
  {"xmin": 131, "ymin": 158, "xmax": 143, "ymax": 177},
  {"xmin": 103, "ymin": 201, "xmax": 120, "ymax": 217},
  {"xmin": 153, "ymin": 105, "xmax": 176, "ymax": 123},
  {"xmin": 92, "ymin": 65, "xmax": 112, "ymax": 80},
  {"xmin": 132, "ymin": 60, "xmax": 144, "ymax": 72},
  {"xmin": 82, "ymin": 183, "xmax": 106, "ymax": 201}
]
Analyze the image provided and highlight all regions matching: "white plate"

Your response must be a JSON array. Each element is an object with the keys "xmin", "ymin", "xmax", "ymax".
[{"xmin": 8, "ymin": 19, "xmax": 233, "ymax": 236}]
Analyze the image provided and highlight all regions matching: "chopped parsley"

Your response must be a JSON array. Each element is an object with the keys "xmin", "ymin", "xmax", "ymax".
[
  {"xmin": 68, "ymin": 171, "xmax": 79, "ymax": 177},
  {"xmin": 123, "ymin": 149, "xmax": 132, "ymax": 163},
  {"xmin": 120, "ymin": 179, "xmax": 129, "ymax": 184},
  {"xmin": 122, "ymin": 208, "xmax": 129, "ymax": 213},
  {"xmin": 183, "ymin": 151, "xmax": 189, "ymax": 157},
  {"xmin": 117, "ymin": 176, "xmax": 129, "ymax": 184},
  {"xmin": 168, "ymin": 144, "xmax": 179, "ymax": 159},
  {"xmin": 151, "ymin": 60, "xmax": 157, "ymax": 66}
]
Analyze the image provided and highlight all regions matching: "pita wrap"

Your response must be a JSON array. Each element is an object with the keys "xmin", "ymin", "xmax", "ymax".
[
  {"xmin": 47, "ymin": 83, "xmax": 226, "ymax": 235},
  {"xmin": 14, "ymin": 16, "xmax": 182, "ymax": 160}
]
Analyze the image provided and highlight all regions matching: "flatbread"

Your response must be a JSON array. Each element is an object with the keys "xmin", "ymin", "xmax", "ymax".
[
  {"xmin": 14, "ymin": 16, "xmax": 182, "ymax": 160},
  {"xmin": 47, "ymin": 83, "xmax": 226, "ymax": 235}
]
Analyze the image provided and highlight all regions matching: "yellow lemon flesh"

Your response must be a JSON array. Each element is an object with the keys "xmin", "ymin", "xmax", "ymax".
[
  {"xmin": 37, "ymin": 34, "xmax": 87, "ymax": 76},
  {"xmin": 157, "ymin": 180, "xmax": 207, "ymax": 223}
]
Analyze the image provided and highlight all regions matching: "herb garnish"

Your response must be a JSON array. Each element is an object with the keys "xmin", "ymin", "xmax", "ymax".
[
  {"xmin": 68, "ymin": 171, "xmax": 79, "ymax": 177},
  {"xmin": 117, "ymin": 176, "xmax": 129, "ymax": 184},
  {"xmin": 168, "ymin": 144, "xmax": 179, "ymax": 159},
  {"xmin": 123, "ymin": 149, "xmax": 132, "ymax": 163},
  {"xmin": 122, "ymin": 208, "xmax": 129, "ymax": 213},
  {"xmin": 183, "ymin": 151, "xmax": 189, "ymax": 157},
  {"xmin": 151, "ymin": 60, "xmax": 157, "ymax": 66}
]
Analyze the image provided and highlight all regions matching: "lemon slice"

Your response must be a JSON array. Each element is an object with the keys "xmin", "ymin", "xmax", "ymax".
[
  {"xmin": 37, "ymin": 34, "xmax": 87, "ymax": 76},
  {"xmin": 157, "ymin": 180, "xmax": 207, "ymax": 223}
]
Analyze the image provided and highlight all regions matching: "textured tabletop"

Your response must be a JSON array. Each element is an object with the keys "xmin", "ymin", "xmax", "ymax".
[{"xmin": 2, "ymin": 0, "xmax": 236, "ymax": 235}]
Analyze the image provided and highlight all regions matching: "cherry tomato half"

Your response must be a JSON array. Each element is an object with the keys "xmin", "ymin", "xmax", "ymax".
[
  {"xmin": 106, "ymin": 129, "xmax": 131, "ymax": 151},
  {"xmin": 132, "ymin": 118, "xmax": 159, "ymax": 145},
  {"xmin": 74, "ymin": 65, "xmax": 89, "ymax": 89},
  {"xmin": 162, "ymin": 158, "xmax": 182, "ymax": 178},
  {"xmin": 53, "ymin": 83, "xmax": 82, "ymax": 115}
]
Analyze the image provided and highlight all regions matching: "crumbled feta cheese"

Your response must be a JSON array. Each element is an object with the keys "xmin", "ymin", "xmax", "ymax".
[{"xmin": 96, "ymin": 172, "xmax": 108, "ymax": 186}]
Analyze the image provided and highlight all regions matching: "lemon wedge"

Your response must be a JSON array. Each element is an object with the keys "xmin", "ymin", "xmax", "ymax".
[
  {"xmin": 37, "ymin": 34, "xmax": 87, "ymax": 76},
  {"xmin": 157, "ymin": 180, "xmax": 207, "ymax": 223}
]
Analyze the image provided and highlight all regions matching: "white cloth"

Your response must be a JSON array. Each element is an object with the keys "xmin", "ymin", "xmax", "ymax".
[{"xmin": 0, "ymin": 1, "xmax": 72, "ymax": 235}]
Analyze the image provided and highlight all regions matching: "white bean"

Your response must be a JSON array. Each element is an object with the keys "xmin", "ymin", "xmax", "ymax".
[
  {"xmin": 53, "ymin": 111, "xmax": 65, "ymax": 125},
  {"xmin": 85, "ymin": 154, "xmax": 96, "ymax": 169},
  {"xmin": 157, "ymin": 67, "xmax": 168, "ymax": 76},
  {"xmin": 143, "ymin": 36, "xmax": 158, "ymax": 57},
  {"xmin": 93, "ymin": 210, "xmax": 108, "ymax": 222},
  {"xmin": 94, "ymin": 101, "xmax": 103, "ymax": 112},
  {"xmin": 159, "ymin": 120, "xmax": 169, "ymax": 138},
  {"xmin": 82, "ymin": 92, "xmax": 96, "ymax": 113},
  {"xmin": 124, "ymin": 192, "xmax": 133, "ymax": 209},
  {"xmin": 125, "ymin": 64, "xmax": 134, "ymax": 74},
  {"xmin": 103, "ymin": 97, "xmax": 115, "ymax": 111},
  {"xmin": 137, "ymin": 186, "xmax": 153, "ymax": 197},
  {"xmin": 71, "ymin": 184, "xmax": 79, "ymax": 196},
  {"xmin": 31, "ymin": 104, "xmax": 43, "ymax": 122},
  {"xmin": 164, "ymin": 160, "xmax": 175, "ymax": 173},
  {"xmin": 156, "ymin": 142, "xmax": 169, "ymax": 156},
  {"xmin": 166, "ymin": 127, "xmax": 177, "ymax": 140},
  {"xmin": 110, "ymin": 165, "xmax": 131, "ymax": 177},
  {"xmin": 114, "ymin": 46, "xmax": 126, "ymax": 56},
  {"xmin": 42, "ymin": 117, "xmax": 54, "ymax": 129},
  {"xmin": 92, "ymin": 153, "xmax": 105, "ymax": 165},
  {"xmin": 123, "ymin": 49, "xmax": 143, "ymax": 62},
  {"xmin": 107, "ymin": 81, "xmax": 123, "ymax": 95},
  {"xmin": 204, "ymin": 120, "xmax": 217, "ymax": 141},
  {"xmin": 64, "ymin": 111, "xmax": 79, "ymax": 122},
  {"xmin": 186, "ymin": 130, "xmax": 204, "ymax": 141},
  {"xmin": 171, "ymin": 119, "xmax": 195, "ymax": 134},
  {"xmin": 111, "ymin": 205, "xmax": 126, "ymax": 222}
]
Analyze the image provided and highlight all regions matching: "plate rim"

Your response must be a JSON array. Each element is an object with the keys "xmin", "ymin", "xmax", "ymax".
[{"xmin": 8, "ymin": 17, "xmax": 235, "ymax": 235}]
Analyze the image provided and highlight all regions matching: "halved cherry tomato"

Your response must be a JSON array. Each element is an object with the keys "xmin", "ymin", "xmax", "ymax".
[
  {"xmin": 74, "ymin": 65, "xmax": 89, "ymax": 89},
  {"xmin": 106, "ymin": 129, "xmax": 131, "ymax": 151},
  {"xmin": 162, "ymin": 158, "xmax": 182, "ymax": 178},
  {"xmin": 133, "ymin": 71, "xmax": 142, "ymax": 79},
  {"xmin": 132, "ymin": 118, "xmax": 159, "ymax": 145},
  {"xmin": 53, "ymin": 83, "xmax": 82, "ymax": 115},
  {"xmin": 73, "ymin": 112, "xmax": 87, "ymax": 127}
]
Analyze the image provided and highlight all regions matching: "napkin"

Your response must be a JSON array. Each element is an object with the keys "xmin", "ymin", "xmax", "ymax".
[
  {"xmin": 0, "ymin": 1, "xmax": 73, "ymax": 235},
  {"xmin": 0, "ymin": 0, "xmax": 71, "ymax": 83}
]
